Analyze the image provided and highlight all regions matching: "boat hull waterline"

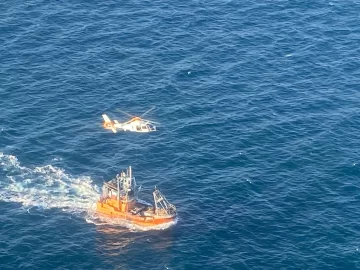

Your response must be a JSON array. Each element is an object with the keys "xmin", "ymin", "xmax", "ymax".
[{"xmin": 96, "ymin": 200, "xmax": 176, "ymax": 227}]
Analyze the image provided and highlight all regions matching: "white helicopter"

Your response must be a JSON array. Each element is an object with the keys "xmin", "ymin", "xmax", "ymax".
[{"xmin": 102, "ymin": 107, "xmax": 159, "ymax": 133}]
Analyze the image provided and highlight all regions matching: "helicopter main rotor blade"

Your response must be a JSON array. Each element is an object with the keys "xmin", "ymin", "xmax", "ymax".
[
  {"xmin": 122, "ymin": 120, "xmax": 132, "ymax": 125},
  {"xmin": 116, "ymin": 109, "xmax": 135, "ymax": 118},
  {"xmin": 140, "ymin": 106, "xmax": 156, "ymax": 118},
  {"xmin": 142, "ymin": 118, "xmax": 160, "ymax": 125}
]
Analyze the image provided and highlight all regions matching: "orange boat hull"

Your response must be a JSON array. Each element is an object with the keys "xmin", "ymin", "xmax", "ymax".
[{"xmin": 96, "ymin": 201, "xmax": 176, "ymax": 227}]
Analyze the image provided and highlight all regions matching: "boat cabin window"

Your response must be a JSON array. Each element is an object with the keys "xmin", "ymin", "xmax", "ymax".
[
  {"xmin": 141, "ymin": 126, "xmax": 147, "ymax": 130},
  {"xmin": 108, "ymin": 189, "xmax": 118, "ymax": 198},
  {"xmin": 136, "ymin": 126, "xmax": 141, "ymax": 131}
]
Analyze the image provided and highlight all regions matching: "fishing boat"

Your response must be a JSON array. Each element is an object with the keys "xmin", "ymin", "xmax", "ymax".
[{"xmin": 96, "ymin": 166, "xmax": 177, "ymax": 228}]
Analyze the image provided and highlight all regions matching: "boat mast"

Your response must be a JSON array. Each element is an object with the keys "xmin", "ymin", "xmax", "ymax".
[
  {"xmin": 117, "ymin": 173, "xmax": 120, "ymax": 210},
  {"xmin": 117, "ymin": 174, "xmax": 120, "ymax": 200},
  {"xmin": 125, "ymin": 167, "xmax": 131, "ymax": 214},
  {"xmin": 153, "ymin": 186, "xmax": 158, "ymax": 214},
  {"xmin": 153, "ymin": 188, "xmax": 177, "ymax": 216}
]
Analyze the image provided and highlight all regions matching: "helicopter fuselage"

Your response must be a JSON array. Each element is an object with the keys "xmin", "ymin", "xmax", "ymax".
[{"xmin": 115, "ymin": 120, "xmax": 156, "ymax": 133}]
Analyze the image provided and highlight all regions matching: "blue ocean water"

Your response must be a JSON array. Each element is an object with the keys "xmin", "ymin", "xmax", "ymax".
[{"xmin": 1, "ymin": 0, "xmax": 360, "ymax": 269}]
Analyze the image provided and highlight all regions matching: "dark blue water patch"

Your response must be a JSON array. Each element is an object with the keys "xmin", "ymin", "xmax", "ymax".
[{"xmin": 2, "ymin": 0, "xmax": 360, "ymax": 269}]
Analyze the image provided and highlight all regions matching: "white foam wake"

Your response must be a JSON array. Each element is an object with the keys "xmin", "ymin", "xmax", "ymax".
[
  {"xmin": 0, "ymin": 153, "xmax": 177, "ymax": 231},
  {"xmin": 0, "ymin": 152, "xmax": 99, "ymax": 214}
]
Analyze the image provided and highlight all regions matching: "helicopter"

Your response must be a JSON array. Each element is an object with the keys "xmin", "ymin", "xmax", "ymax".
[{"xmin": 102, "ymin": 107, "xmax": 159, "ymax": 133}]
